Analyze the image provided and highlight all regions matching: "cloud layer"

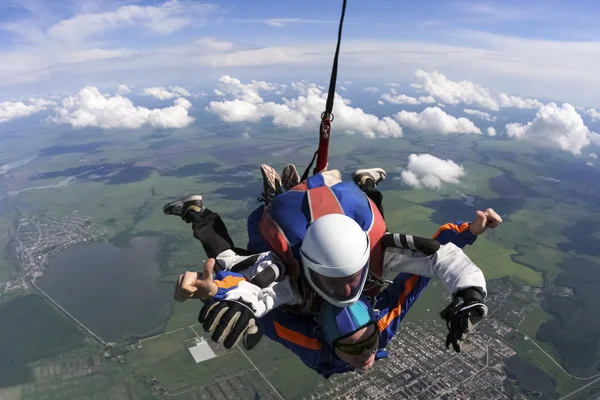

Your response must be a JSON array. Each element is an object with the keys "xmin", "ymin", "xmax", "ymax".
[
  {"xmin": 400, "ymin": 154, "xmax": 466, "ymax": 189},
  {"xmin": 206, "ymin": 76, "xmax": 403, "ymax": 139},
  {"xmin": 116, "ymin": 84, "xmax": 131, "ymax": 95},
  {"xmin": 505, "ymin": 103, "xmax": 595, "ymax": 155},
  {"xmin": 0, "ymin": 98, "xmax": 54, "ymax": 123},
  {"xmin": 394, "ymin": 107, "xmax": 481, "ymax": 135},
  {"xmin": 47, "ymin": 1, "xmax": 215, "ymax": 43},
  {"xmin": 51, "ymin": 86, "xmax": 194, "ymax": 129},
  {"xmin": 143, "ymin": 86, "xmax": 191, "ymax": 100},
  {"xmin": 408, "ymin": 70, "xmax": 544, "ymax": 111},
  {"xmin": 381, "ymin": 89, "xmax": 436, "ymax": 105},
  {"xmin": 464, "ymin": 108, "xmax": 496, "ymax": 122}
]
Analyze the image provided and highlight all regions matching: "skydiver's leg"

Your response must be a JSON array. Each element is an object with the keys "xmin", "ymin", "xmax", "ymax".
[
  {"xmin": 281, "ymin": 164, "xmax": 301, "ymax": 191},
  {"xmin": 186, "ymin": 208, "xmax": 237, "ymax": 259},
  {"xmin": 259, "ymin": 164, "xmax": 283, "ymax": 206},
  {"xmin": 247, "ymin": 204, "xmax": 271, "ymax": 253},
  {"xmin": 351, "ymin": 168, "xmax": 386, "ymax": 219},
  {"xmin": 163, "ymin": 195, "xmax": 237, "ymax": 258},
  {"xmin": 247, "ymin": 164, "xmax": 300, "ymax": 252}
]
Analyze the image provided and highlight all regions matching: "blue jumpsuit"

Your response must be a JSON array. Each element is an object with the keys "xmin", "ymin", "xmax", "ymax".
[{"xmin": 243, "ymin": 218, "xmax": 478, "ymax": 378}]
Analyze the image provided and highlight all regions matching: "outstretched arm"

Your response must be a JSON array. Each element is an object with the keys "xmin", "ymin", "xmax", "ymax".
[
  {"xmin": 381, "ymin": 208, "xmax": 502, "ymax": 297},
  {"xmin": 432, "ymin": 208, "xmax": 502, "ymax": 247},
  {"xmin": 381, "ymin": 235, "xmax": 486, "ymax": 297}
]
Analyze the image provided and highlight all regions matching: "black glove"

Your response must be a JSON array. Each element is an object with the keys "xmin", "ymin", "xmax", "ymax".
[
  {"xmin": 198, "ymin": 298, "xmax": 263, "ymax": 350},
  {"xmin": 440, "ymin": 287, "xmax": 487, "ymax": 353}
]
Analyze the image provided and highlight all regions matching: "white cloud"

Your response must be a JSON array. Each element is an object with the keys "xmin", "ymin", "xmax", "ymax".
[
  {"xmin": 51, "ymin": 86, "xmax": 194, "ymax": 129},
  {"xmin": 260, "ymin": 18, "xmax": 338, "ymax": 28},
  {"xmin": 381, "ymin": 93, "xmax": 421, "ymax": 105},
  {"xmin": 116, "ymin": 84, "xmax": 131, "ymax": 95},
  {"xmin": 437, "ymin": 103, "xmax": 446, "ymax": 108},
  {"xmin": 195, "ymin": 37, "xmax": 234, "ymax": 51},
  {"xmin": 340, "ymin": 86, "xmax": 347, "ymax": 91},
  {"xmin": 143, "ymin": 86, "xmax": 191, "ymax": 100},
  {"xmin": 290, "ymin": 81, "xmax": 325, "ymax": 95},
  {"xmin": 206, "ymin": 76, "xmax": 403, "ymax": 139},
  {"xmin": 171, "ymin": 86, "xmax": 191, "ymax": 97},
  {"xmin": 387, "ymin": 82, "xmax": 400, "ymax": 87},
  {"xmin": 47, "ymin": 1, "xmax": 215, "ymax": 43},
  {"xmin": 364, "ymin": 87, "xmax": 379, "ymax": 93},
  {"xmin": 400, "ymin": 154, "xmax": 466, "ymax": 189},
  {"xmin": 393, "ymin": 107, "xmax": 481, "ymax": 135},
  {"xmin": 497, "ymin": 93, "xmax": 543, "ymax": 109},
  {"xmin": 586, "ymin": 162, "xmax": 595, "ymax": 167},
  {"xmin": 589, "ymin": 153, "xmax": 598, "ymax": 159},
  {"xmin": 342, "ymin": 81, "xmax": 352, "ymax": 85},
  {"xmin": 144, "ymin": 87, "xmax": 177, "ymax": 100},
  {"xmin": 217, "ymin": 75, "xmax": 276, "ymax": 104},
  {"xmin": 377, "ymin": 100, "xmax": 384, "ymax": 105},
  {"xmin": 0, "ymin": 98, "xmax": 54, "ymax": 123},
  {"xmin": 419, "ymin": 96, "xmax": 436, "ymax": 104},
  {"xmin": 413, "ymin": 70, "xmax": 544, "ymax": 111},
  {"xmin": 585, "ymin": 108, "xmax": 600, "ymax": 121},
  {"xmin": 380, "ymin": 92, "xmax": 436, "ymax": 105},
  {"xmin": 464, "ymin": 108, "xmax": 497, "ymax": 122},
  {"xmin": 413, "ymin": 70, "xmax": 499, "ymax": 110},
  {"xmin": 505, "ymin": 103, "xmax": 594, "ymax": 155},
  {"xmin": 2, "ymin": 22, "xmax": 600, "ymax": 108},
  {"xmin": 487, "ymin": 127, "xmax": 497, "ymax": 136}
]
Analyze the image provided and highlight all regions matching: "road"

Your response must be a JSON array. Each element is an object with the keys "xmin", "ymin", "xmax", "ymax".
[
  {"xmin": 559, "ymin": 376, "xmax": 600, "ymax": 400},
  {"xmin": 32, "ymin": 280, "xmax": 107, "ymax": 346}
]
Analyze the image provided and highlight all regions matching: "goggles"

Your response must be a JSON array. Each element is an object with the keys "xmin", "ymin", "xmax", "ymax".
[{"xmin": 334, "ymin": 322, "xmax": 379, "ymax": 356}]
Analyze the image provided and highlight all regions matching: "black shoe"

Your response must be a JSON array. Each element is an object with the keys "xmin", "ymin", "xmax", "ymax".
[
  {"xmin": 163, "ymin": 195, "xmax": 203, "ymax": 221},
  {"xmin": 351, "ymin": 168, "xmax": 387, "ymax": 188}
]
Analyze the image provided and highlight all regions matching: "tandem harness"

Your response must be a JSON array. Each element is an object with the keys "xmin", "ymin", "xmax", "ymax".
[{"xmin": 258, "ymin": 171, "xmax": 387, "ymax": 314}]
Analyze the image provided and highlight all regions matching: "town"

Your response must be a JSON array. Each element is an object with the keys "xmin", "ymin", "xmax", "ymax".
[{"xmin": 0, "ymin": 213, "xmax": 106, "ymax": 295}]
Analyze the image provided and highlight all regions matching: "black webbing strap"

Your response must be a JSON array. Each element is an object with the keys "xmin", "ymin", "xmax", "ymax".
[{"xmin": 300, "ymin": 0, "xmax": 347, "ymax": 182}]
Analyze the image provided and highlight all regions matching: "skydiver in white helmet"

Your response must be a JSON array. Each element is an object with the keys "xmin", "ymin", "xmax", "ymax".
[{"xmin": 165, "ymin": 164, "xmax": 502, "ymax": 352}]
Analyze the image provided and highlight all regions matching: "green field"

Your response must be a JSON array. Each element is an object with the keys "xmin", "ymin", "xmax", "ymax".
[
  {"xmin": 464, "ymin": 236, "xmax": 542, "ymax": 285},
  {"xmin": 164, "ymin": 300, "xmax": 203, "ymax": 332},
  {"xmin": 507, "ymin": 333, "xmax": 580, "ymax": 396},
  {"xmin": 1, "ymin": 114, "xmax": 599, "ymax": 399},
  {"xmin": 0, "ymin": 294, "xmax": 88, "ymax": 388},
  {"xmin": 241, "ymin": 336, "xmax": 333, "ymax": 399}
]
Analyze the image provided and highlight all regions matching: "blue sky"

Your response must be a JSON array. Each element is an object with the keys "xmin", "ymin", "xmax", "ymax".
[
  {"xmin": 1, "ymin": 0, "xmax": 599, "ymax": 162},
  {"xmin": 0, "ymin": 0, "xmax": 599, "ymax": 105}
]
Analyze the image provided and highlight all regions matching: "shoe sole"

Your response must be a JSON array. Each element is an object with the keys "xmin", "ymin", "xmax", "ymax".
[
  {"xmin": 163, "ymin": 195, "xmax": 203, "ymax": 214},
  {"xmin": 282, "ymin": 164, "xmax": 301, "ymax": 191},
  {"xmin": 351, "ymin": 168, "xmax": 387, "ymax": 182},
  {"xmin": 261, "ymin": 164, "xmax": 282, "ymax": 194}
]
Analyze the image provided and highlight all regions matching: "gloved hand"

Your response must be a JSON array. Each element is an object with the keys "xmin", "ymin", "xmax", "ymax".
[
  {"xmin": 199, "ymin": 298, "xmax": 263, "ymax": 350},
  {"xmin": 197, "ymin": 270, "xmax": 272, "ymax": 350},
  {"xmin": 440, "ymin": 287, "xmax": 488, "ymax": 352},
  {"xmin": 197, "ymin": 269, "xmax": 302, "ymax": 350}
]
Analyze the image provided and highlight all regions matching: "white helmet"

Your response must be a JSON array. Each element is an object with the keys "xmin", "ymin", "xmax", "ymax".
[{"xmin": 300, "ymin": 213, "xmax": 370, "ymax": 307}]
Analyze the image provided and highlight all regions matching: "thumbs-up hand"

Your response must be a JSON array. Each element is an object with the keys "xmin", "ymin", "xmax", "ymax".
[
  {"xmin": 174, "ymin": 258, "xmax": 219, "ymax": 302},
  {"xmin": 468, "ymin": 208, "xmax": 503, "ymax": 236}
]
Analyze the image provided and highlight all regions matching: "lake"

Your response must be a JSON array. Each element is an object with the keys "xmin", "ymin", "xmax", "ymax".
[
  {"xmin": 37, "ymin": 237, "xmax": 172, "ymax": 343},
  {"xmin": 505, "ymin": 355, "xmax": 556, "ymax": 399}
]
